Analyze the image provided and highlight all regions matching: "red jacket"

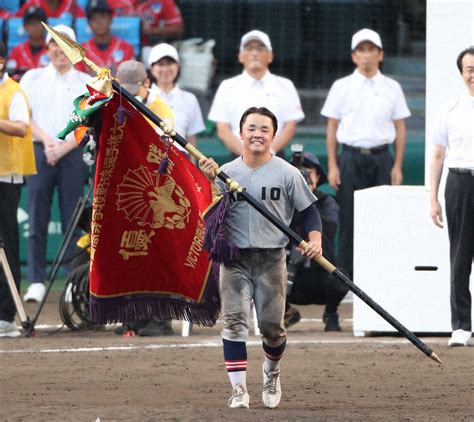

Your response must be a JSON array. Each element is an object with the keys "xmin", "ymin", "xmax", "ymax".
[
  {"xmin": 7, "ymin": 41, "xmax": 49, "ymax": 76},
  {"xmin": 77, "ymin": 36, "xmax": 135, "ymax": 74}
]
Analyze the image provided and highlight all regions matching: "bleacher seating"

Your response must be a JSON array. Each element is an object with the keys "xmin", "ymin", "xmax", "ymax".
[
  {"xmin": 0, "ymin": 0, "xmax": 20, "ymax": 13},
  {"xmin": 6, "ymin": 16, "xmax": 73, "ymax": 53},
  {"xmin": 75, "ymin": 16, "xmax": 141, "ymax": 56}
]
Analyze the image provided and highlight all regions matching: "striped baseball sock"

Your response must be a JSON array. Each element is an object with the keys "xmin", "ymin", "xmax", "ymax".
[
  {"xmin": 223, "ymin": 339, "xmax": 247, "ymax": 390},
  {"xmin": 263, "ymin": 340, "xmax": 286, "ymax": 373}
]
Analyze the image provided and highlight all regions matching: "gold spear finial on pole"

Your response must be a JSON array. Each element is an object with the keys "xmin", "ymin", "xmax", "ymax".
[{"xmin": 42, "ymin": 22, "xmax": 113, "ymax": 96}]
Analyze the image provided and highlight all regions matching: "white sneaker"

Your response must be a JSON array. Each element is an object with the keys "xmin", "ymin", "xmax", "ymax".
[
  {"xmin": 0, "ymin": 320, "xmax": 21, "ymax": 338},
  {"xmin": 228, "ymin": 385, "xmax": 250, "ymax": 409},
  {"xmin": 448, "ymin": 329, "xmax": 472, "ymax": 347},
  {"xmin": 23, "ymin": 283, "xmax": 46, "ymax": 303},
  {"xmin": 262, "ymin": 366, "xmax": 281, "ymax": 409}
]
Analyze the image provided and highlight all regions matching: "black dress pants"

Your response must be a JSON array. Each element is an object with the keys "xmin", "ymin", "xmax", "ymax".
[
  {"xmin": 445, "ymin": 172, "xmax": 474, "ymax": 331},
  {"xmin": 0, "ymin": 182, "xmax": 21, "ymax": 322},
  {"xmin": 337, "ymin": 148, "xmax": 392, "ymax": 279}
]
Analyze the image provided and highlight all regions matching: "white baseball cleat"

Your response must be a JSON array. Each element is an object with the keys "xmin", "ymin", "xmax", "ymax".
[
  {"xmin": 23, "ymin": 283, "xmax": 46, "ymax": 303},
  {"xmin": 448, "ymin": 329, "xmax": 472, "ymax": 347},
  {"xmin": 227, "ymin": 384, "xmax": 250, "ymax": 409},
  {"xmin": 262, "ymin": 366, "xmax": 281, "ymax": 409}
]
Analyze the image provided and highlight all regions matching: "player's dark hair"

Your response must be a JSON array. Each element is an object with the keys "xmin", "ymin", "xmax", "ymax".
[
  {"xmin": 0, "ymin": 41, "xmax": 5, "ymax": 59},
  {"xmin": 239, "ymin": 106, "xmax": 278, "ymax": 135},
  {"xmin": 456, "ymin": 46, "xmax": 474, "ymax": 73}
]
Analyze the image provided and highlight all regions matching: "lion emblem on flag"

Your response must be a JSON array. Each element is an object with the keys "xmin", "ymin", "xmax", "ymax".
[{"xmin": 116, "ymin": 166, "xmax": 191, "ymax": 229}]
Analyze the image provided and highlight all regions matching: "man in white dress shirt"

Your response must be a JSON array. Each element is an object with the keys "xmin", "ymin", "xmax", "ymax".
[
  {"xmin": 0, "ymin": 41, "xmax": 36, "ymax": 337},
  {"xmin": 20, "ymin": 25, "xmax": 91, "ymax": 303},
  {"xmin": 208, "ymin": 30, "xmax": 304, "ymax": 158},
  {"xmin": 430, "ymin": 46, "xmax": 474, "ymax": 347},
  {"xmin": 321, "ymin": 28, "xmax": 411, "ymax": 280}
]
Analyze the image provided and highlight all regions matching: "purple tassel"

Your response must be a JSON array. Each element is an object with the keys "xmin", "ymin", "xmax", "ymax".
[
  {"xmin": 211, "ymin": 232, "xmax": 239, "ymax": 265},
  {"xmin": 117, "ymin": 105, "xmax": 126, "ymax": 124},
  {"xmin": 203, "ymin": 194, "xmax": 228, "ymax": 250},
  {"xmin": 204, "ymin": 192, "xmax": 238, "ymax": 265},
  {"xmin": 158, "ymin": 155, "xmax": 169, "ymax": 174}
]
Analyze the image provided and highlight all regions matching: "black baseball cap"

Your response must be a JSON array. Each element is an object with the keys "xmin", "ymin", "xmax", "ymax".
[
  {"xmin": 86, "ymin": 0, "xmax": 113, "ymax": 19},
  {"xmin": 303, "ymin": 152, "xmax": 328, "ymax": 186},
  {"xmin": 23, "ymin": 6, "xmax": 47, "ymax": 24}
]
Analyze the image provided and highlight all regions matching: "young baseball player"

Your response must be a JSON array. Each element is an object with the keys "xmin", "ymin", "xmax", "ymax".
[{"xmin": 199, "ymin": 107, "xmax": 322, "ymax": 409}]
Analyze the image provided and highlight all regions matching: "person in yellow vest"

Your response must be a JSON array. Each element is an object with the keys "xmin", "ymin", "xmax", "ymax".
[{"xmin": 0, "ymin": 41, "xmax": 36, "ymax": 337}]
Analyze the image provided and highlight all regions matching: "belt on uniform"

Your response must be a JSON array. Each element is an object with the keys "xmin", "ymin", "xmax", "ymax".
[
  {"xmin": 449, "ymin": 168, "xmax": 474, "ymax": 176},
  {"xmin": 342, "ymin": 144, "xmax": 389, "ymax": 155}
]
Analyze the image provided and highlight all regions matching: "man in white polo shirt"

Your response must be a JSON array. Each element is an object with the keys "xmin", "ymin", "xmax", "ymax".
[
  {"xmin": 20, "ymin": 25, "xmax": 90, "ymax": 303},
  {"xmin": 321, "ymin": 28, "xmax": 411, "ymax": 280},
  {"xmin": 208, "ymin": 30, "xmax": 304, "ymax": 158},
  {"xmin": 430, "ymin": 46, "xmax": 474, "ymax": 347}
]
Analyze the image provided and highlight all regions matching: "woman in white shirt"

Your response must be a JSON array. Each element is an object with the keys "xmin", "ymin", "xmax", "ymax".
[{"xmin": 148, "ymin": 43, "xmax": 205, "ymax": 147}]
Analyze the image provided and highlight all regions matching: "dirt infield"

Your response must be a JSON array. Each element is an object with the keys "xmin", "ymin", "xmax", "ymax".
[{"xmin": 0, "ymin": 292, "xmax": 473, "ymax": 421}]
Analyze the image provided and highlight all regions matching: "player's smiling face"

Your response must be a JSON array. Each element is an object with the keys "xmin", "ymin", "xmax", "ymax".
[{"xmin": 240, "ymin": 113, "xmax": 275, "ymax": 155}]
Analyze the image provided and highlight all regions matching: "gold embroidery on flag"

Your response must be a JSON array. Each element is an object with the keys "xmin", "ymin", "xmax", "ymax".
[
  {"xmin": 146, "ymin": 143, "xmax": 175, "ymax": 172},
  {"xmin": 184, "ymin": 219, "xmax": 205, "ymax": 269},
  {"xmin": 116, "ymin": 167, "xmax": 191, "ymax": 230},
  {"xmin": 119, "ymin": 229, "xmax": 155, "ymax": 260},
  {"xmin": 91, "ymin": 113, "xmax": 125, "ymax": 263}
]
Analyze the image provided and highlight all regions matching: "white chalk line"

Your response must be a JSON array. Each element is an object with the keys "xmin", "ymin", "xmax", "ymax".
[
  {"xmin": 27, "ymin": 318, "xmax": 352, "ymax": 331},
  {"xmin": 0, "ymin": 337, "xmax": 447, "ymax": 355}
]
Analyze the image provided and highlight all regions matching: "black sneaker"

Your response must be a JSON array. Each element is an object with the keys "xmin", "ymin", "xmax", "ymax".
[
  {"xmin": 138, "ymin": 319, "xmax": 175, "ymax": 337},
  {"xmin": 323, "ymin": 312, "xmax": 341, "ymax": 332},
  {"xmin": 284, "ymin": 304, "xmax": 301, "ymax": 328}
]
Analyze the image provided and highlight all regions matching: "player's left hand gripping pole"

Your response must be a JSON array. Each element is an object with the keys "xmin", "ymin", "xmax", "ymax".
[{"xmin": 43, "ymin": 23, "xmax": 441, "ymax": 365}]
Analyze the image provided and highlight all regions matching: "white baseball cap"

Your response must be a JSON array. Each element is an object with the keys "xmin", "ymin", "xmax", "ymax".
[
  {"xmin": 240, "ymin": 30, "xmax": 272, "ymax": 52},
  {"xmin": 46, "ymin": 24, "xmax": 77, "ymax": 44},
  {"xmin": 351, "ymin": 28, "xmax": 382, "ymax": 50},
  {"xmin": 148, "ymin": 43, "xmax": 179, "ymax": 66}
]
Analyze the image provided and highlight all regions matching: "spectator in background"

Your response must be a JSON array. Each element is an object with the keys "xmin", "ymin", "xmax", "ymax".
[
  {"xmin": 430, "ymin": 46, "xmax": 474, "ymax": 348},
  {"xmin": 148, "ymin": 43, "xmax": 205, "ymax": 148},
  {"xmin": 284, "ymin": 152, "xmax": 347, "ymax": 332},
  {"xmin": 17, "ymin": 0, "xmax": 85, "ymax": 19},
  {"xmin": 208, "ymin": 30, "xmax": 304, "ymax": 158},
  {"xmin": 7, "ymin": 7, "xmax": 49, "ymax": 81},
  {"xmin": 117, "ymin": 59, "xmax": 174, "ymax": 132},
  {"xmin": 20, "ymin": 25, "xmax": 89, "ymax": 303},
  {"xmin": 321, "ymin": 28, "xmax": 410, "ymax": 280},
  {"xmin": 0, "ymin": 41, "xmax": 36, "ymax": 337},
  {"xmin": 108, "ymin": 0, "xmax": 184, "ymax": 45},
  {"xmin": 76, "ymin": 0, "xmax": 135, "ymax": 75}
]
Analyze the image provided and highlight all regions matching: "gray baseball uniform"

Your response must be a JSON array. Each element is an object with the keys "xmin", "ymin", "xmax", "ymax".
[{"xmin": 216, "ymin": 156, "xmax": 317, "ymax": 346}]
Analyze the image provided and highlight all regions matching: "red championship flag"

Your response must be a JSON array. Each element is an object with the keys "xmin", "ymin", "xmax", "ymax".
[{"xmin": 88, "ymin": 94, "xmax": 221, "ymax": 326}]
